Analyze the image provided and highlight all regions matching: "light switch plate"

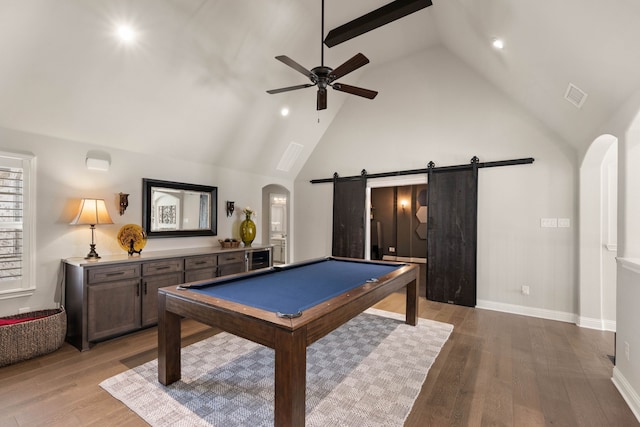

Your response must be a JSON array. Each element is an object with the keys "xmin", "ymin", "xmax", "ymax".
[{"xmin": 558, "ymin": 218, "xmax": 571, "ymax": 228}]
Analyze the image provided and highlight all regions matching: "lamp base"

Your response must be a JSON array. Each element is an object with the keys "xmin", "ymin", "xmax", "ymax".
[{"xmin": 85, "ymin": 244, "xmax": 101, "ymax": 260}]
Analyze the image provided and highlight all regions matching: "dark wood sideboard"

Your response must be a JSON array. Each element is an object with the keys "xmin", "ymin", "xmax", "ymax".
[{"xmin": 63, "ymin": 246, "xmax": 272, "ymax": 351}]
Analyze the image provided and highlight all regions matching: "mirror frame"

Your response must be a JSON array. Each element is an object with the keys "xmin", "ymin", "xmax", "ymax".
[{"xmin": 142, "ymin": 178, "xmax": 218, "ymax": 238}]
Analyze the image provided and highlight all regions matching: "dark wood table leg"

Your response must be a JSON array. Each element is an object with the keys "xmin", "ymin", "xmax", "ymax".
[
  {"xmin": 406, "ymin": 278, "xmax": 418, "ymax": 326},
  {"xmin": 274, "ymin": 327, "xmax": 306, "ymax": 427},
  {"xmin": 158, "ymin": 293, "xmax": 182, "ymax": 385}
]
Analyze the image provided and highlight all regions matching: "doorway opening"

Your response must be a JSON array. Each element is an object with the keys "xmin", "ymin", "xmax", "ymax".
[
  {"xmin": 262, "ymin": 184, "xmax": 290, "ymax": 265},
  {"xmin": 579, "ymin": 134, "xmax": 618, "ymax": 331},
  {"xmin": 365, "ymin": 175, "xmax": 428, "ymax": 296}
]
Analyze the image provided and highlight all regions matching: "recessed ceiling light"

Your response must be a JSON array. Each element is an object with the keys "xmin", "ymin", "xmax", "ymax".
[
  {"xmin": 492, "ymin": 38, "xmax": 505, "ymax": 50},
  {"xmin": 115, "ymin": 23, "xmax": 138, "ymax": 44},
  {"xmin": 280, "ymin": 107, "xmax": 290, "ymax": 117}
]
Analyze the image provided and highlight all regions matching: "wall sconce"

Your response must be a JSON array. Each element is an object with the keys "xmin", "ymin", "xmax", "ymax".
[
  {"xmin": 226, "ymin": 201, "xmax": 235, "ymax": 217},
  {"xmin": 70, "ymin": 198, "xmax": 114, "ymax": 260},
  {"xmin": 400, "ymin": 199, "xmax": 408, "ymax": 210},
  {"xmin": 119, "ymin": 193, "xmax": 129, "ymax": 215}
]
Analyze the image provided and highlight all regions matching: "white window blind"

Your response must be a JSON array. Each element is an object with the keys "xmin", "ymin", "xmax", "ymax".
[
  {"xmin": 0, "ymin": 166, "xmax": 23, "ymax": 281},
  {"xmin": 0, "ymin": 151, "xmax": 34, "ymax": 298}
]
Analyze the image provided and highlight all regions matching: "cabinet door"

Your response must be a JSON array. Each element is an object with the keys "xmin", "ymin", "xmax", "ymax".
[
  {"xmin": 218, "ymin": 262, "xmax": 244, "ymax": 277},
  {"xmin": 272, "ymin": 242, "xmax": 283, "ymax": 263},
  {"xmin": 87, "ymin": 279, "xmax": 141, "ymax": 342},
  {"xmin": 142, "ymin": 272, "xmax": 183, "ymax": 327}
]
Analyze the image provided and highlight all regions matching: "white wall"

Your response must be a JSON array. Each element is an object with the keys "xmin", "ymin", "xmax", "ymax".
[
  {"xmin": 613, "ymin": 118, "xmax": 640, "ymax": 421},
  {"xmin": 601, "ymin": 143, "xmax": 618, "ymax": 326},
  {"xmin": 295, "ymin": 46, "xmax": 578, "ymax": 318},
  {"xmin": 0, "ymin": 126, "xmax": 292, "ymax": 317}
]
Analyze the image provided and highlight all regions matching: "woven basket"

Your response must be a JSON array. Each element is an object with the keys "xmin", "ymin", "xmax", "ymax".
[
  {"xmin": 219, "ymin": 239, "xmax": 241, "ymax": 249},
  {"xmin": 0, "ymin": 307, "xmax": 67, "ymax": 367}
]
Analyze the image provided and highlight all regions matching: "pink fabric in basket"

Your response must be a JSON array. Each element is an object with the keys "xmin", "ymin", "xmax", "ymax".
[{"xmin": 0, "ymin": 314, "xmax": 48, "ymax": 326}]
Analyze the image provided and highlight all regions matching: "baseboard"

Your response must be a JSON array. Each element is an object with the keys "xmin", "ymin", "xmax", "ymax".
[
  {"xmin": 578, "ymin": 316, "xmax": 617, "ymax": 332},
  {"xmin": 612, "ymin": 367, "xmax": 640, "ymax": 423},
  {"xmin": 476, "ymin": 299, "xmax": 578, "ymax": 324}
]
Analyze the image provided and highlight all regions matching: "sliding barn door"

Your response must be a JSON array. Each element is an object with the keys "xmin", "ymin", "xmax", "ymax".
[
  {"xmin": 332, "ymin": 176, "xmax": 367, "ymax": 258},
  {"xmin": 426, "ymin": 167, "xmax": 478, "ymax": 307}
]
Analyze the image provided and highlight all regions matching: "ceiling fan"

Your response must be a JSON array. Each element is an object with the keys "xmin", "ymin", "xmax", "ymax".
[{"xmin": 266, "ymin": 0, "xmax": 378, "ymax": 110}]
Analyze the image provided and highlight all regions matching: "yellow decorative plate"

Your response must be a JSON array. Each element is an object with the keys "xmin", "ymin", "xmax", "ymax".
[{"xmin": 117, "ymin": 224, "xmax": 147, "ymax": 255}]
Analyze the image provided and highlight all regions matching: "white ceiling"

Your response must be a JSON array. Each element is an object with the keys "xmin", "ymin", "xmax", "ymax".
[{"xmin": 1, "ymin": 0, "xmax": 640, "ymax": 178}]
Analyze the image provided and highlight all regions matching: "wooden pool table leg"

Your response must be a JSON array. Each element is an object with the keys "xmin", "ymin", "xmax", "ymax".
[
  {"xmin": 406, "ymin": 278, "xmax": 418, "ymax": 326},
  {"xmin": 274, "ymin": 327, "xmax": 306, "ymax": 427},
  {"xmin": 158, "ymin": 293, "xmax": 182, "ymax": 385}
]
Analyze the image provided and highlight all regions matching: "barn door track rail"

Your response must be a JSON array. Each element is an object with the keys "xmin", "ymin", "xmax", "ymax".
[{"xmin": 310, "ymin": 156, "xmax": 535, "ymax": 184}]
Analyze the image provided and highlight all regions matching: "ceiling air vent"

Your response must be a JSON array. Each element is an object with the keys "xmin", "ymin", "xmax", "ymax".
[
  {"xmin": 564, "ymin": 83, "xmax": 588, "ymax": 108},
  {"xmin": 276, "ymin": 142, "xmax": 304, "ymax": 172}
]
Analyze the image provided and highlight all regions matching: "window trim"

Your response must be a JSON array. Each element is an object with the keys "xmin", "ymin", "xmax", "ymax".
[{"xmin": 0, "ymin": 150, "xmax": 36, "ymax": 300}]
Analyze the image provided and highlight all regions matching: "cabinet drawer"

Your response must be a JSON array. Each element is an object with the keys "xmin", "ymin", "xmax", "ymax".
[
  {"xmin": 88, "ymin": 264, "xmax": 140, "ymax": 284},
  {"xmin": 185, "ymin": 255, "xmax": 217, "ymax": 270},
  {"xmin": 218, "ymin": 251, "xmax": 245, "ymax": 265},
  {"xmin": 142, "ymin": 259, "xmax": 183, "ymax": 276}
]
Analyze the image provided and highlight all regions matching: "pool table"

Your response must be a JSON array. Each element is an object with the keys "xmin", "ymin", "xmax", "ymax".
[{"xmin": 157, "ymin": 256, "xmax": 418, "ymax": 427}]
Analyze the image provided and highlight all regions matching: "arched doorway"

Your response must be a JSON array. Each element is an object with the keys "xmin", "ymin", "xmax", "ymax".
[
  {"xmin": 262, "ymin": 184, "xmax": 291, "ymax": 264},
  {"xmin": 579, "ymin": 134, "xmax": 618, "ymax": 330}
]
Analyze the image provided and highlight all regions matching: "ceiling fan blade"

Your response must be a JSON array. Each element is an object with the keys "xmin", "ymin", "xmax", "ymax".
[
  {"xmin": 267, "ymin": 83, "xmax": 315, "ymax": 94},
  {"xmin": 275, "ymin": 55, "xmax": 314, "ymax": 79},
  {"xmin": 324, "ymin": 0, "xmax": 433, "ymax": 47},
  {"xmin": 317, "ymin": 89, "xmax": 327, "ymax": 110},
  {"xmin": 332, "ymin": 83, "xmax": 378, "ymax": 99},
  {"xmin": 329, "ymin": 53, "xmax": 370, "ymax": 81}
]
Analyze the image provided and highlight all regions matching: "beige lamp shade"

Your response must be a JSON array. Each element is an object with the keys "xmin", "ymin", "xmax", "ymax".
[{"xmin": 70, "ymin": 199, "xmax": 114, "ymax": 226}]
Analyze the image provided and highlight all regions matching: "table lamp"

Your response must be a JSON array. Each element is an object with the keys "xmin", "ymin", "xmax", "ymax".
[{"xmin": 70, "ymin": 198, "xmax": 114, "ymax": 259}]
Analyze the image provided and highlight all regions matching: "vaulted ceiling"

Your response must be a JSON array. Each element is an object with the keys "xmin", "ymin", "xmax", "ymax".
[{"xmin": 1, "ymin": 0, "xmax": 640, "ymax": 179}]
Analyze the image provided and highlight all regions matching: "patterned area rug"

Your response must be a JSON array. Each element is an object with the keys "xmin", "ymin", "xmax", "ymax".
[{"xmin": 100, "ymin": 308, "xmax": 453, "ymax": 427}]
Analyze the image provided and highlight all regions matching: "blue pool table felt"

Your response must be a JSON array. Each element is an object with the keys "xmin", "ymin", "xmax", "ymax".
[{"xmin": 185, "ymin": 259, "xmax": 402, "ymax": 315}]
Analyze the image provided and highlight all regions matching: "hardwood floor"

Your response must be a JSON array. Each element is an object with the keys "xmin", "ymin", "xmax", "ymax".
[{"xmin": 0, "ymin": 294, "xmax": 637, "ymax": 426}]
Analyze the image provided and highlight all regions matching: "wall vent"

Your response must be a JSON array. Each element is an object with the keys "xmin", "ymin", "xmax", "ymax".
[
  {"xmin": 564, "ymin": 83, "xmax": 588, "ymax": 108},
  {"xmin": 276, "ymin": 142, "xmax": 304, "ymax": 172}
]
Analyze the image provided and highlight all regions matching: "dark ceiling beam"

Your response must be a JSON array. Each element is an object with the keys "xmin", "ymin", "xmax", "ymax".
[{"xmin": 324, "ymin": 0, "xmax": 433, "ymax": 48}]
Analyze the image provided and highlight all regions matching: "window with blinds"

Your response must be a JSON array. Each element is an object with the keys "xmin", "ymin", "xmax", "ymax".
[
  {"xmin": 0, "ymin": 151, "xmax": 34, "ymax": 298},
  {"xmin": 0, "ymin": 166, "xmax": 23, "ymax": 282}
]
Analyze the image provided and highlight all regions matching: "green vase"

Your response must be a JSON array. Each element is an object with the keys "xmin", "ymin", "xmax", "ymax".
[{"xmin": 239, "ymin": 216, "xmax": 256, "ymax": 246}]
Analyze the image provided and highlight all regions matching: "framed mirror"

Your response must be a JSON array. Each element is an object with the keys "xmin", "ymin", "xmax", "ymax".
[{"xmin": 142, "ymin": 178, "xmax": 217, "ymax": 238}]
